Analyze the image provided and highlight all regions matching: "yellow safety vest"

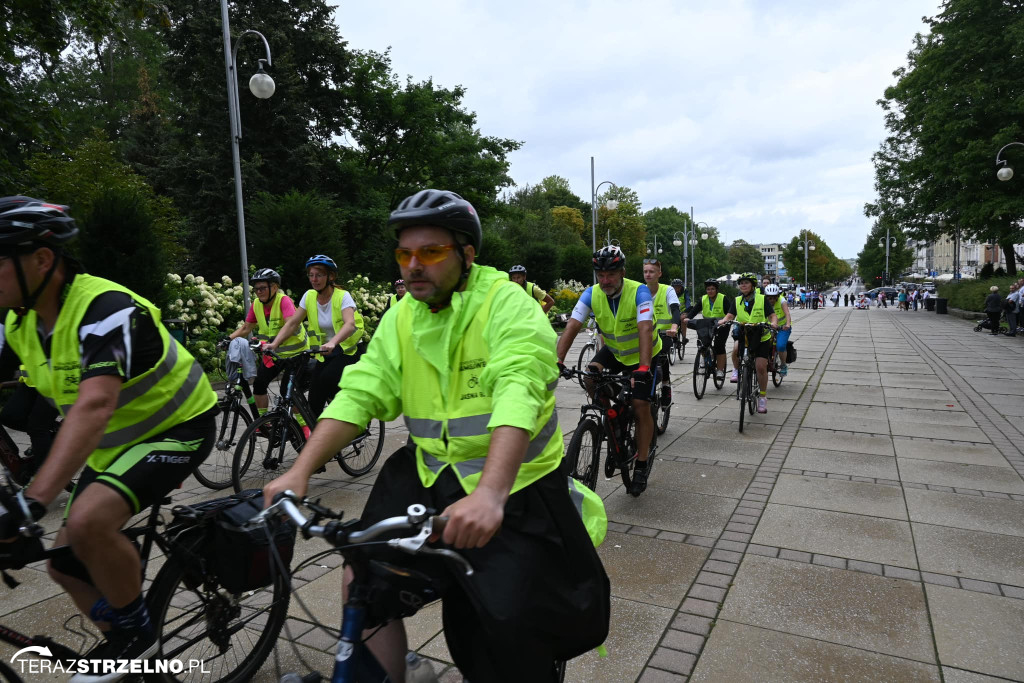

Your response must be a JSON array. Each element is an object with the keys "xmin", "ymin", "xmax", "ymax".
[
  {"xmin": 734, "ymin": 293, "xmax": 773, "ymax": 342},
  {"xmin": 523, "ymin": 281, "xmax": 546, "ymax": 305},
  {"xmin": 397, "ymin": 278, "xmax": 563, "ymax": 496},
  {"xmin": 702, "ymin": 294, "xmax": 726, "ymax": 319},
  {"xmin": 591, "ymin": 279, "xmax": 662, "ymax": 366},
  {"xmin": 253, "ymin": 291, "xmax": 308, "ymax": 357},
  {"xmin": 302, "ymin": 288, "xmax": 364, "ymax": 358},
  {"xmin": 4, "ymin": 274, "xmax": 217, "ymax": 475},
  {"xmin": 650, "ymin": 284, "xmax": 673, "ymax": 333},
  {"xmin": 772, "ymin": 299, "xmax": 788, "ymax": 328}
]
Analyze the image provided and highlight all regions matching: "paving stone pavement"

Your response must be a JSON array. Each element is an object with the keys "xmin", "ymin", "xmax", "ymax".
[{"xmin": 3, "ymin": 303, "xmax": 1024, "ymax": 681}]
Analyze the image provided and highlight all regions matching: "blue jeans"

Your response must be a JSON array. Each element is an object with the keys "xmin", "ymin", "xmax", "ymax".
[{"xmin": 776, "ymin": 329, "xmax": 791, "ymax": 352}]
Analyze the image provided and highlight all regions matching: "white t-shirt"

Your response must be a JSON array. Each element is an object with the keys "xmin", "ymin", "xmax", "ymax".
[{"xmin": 298, "ymin": 290, "xmax": 357, "ymax": 339}]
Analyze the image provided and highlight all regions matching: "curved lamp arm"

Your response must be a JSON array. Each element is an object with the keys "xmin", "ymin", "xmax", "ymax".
[
  {"xmin": 229, "ymin": 29, "xmax": 273, "ymax": 140},
  {"xmin": 996, "ymin": 141, "xmax": 1024, "ymax": 167}
]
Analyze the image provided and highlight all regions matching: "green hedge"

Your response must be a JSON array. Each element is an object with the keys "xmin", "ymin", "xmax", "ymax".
[{"xmin": 936, "ymin": 276, "xmax": 1019, "ymax": 312}]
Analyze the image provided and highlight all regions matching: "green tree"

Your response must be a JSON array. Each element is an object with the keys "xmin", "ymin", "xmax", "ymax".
[
  {"xmin": 867, "ymin": 0, "xmax": 1024, "ymax": 274},
  {"xmin": 77, "ymin": 187, "xmax": 169, "ymax": 306},
  {"xmin": 558, "ymin": 243, "xmax": 594, "ymax": 286},
  {"xmin": 598, "ymin": 186, "xmax": 645, "ymax": 260},
  {"xmin": 246, "ymin": 190, "xmax": 346, "ymax": 293},
  {"xmin": 727, "ymin": 240, "xmax": 763, "ymax": 274},
  {"xmin": 856, "ymin": 222, "xmax": 913, "ymax": 285},
  {"xmin": 550, "ymin": 205, "xmax": 585, "ymax": 244},
  {"xmin": 780, "ymin": 231, "xmax": 848, "ymax": 286}
]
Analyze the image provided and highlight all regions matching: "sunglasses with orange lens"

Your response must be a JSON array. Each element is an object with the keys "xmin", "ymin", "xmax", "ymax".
[{"xmin": 394, "ymin": 244, "xmax": 457, "ymax": 267}]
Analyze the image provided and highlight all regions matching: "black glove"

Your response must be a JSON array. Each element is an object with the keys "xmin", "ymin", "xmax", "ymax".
[
  {"xmin": 557, "ymin": 362, "xmax": 572, "ymax": 379},
  {"xmin": 0, "ymin": 492, "xmax": 46, "ymax": 539},
  {"xmin": 631, "ymin": 368, "xmax": 653, "ymax": 385}
]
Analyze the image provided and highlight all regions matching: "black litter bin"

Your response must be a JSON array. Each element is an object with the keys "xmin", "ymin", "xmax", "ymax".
[
  {"xmin": 934, "ymin": 298, "xmax": 948, "ymax": 315},
  {"xmin": 924, "ymin": 298, "xmax": 935, "ymax": 312}
]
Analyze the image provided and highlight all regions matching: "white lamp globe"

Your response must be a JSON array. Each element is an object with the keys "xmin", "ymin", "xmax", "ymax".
[
  {"xmin": 249, "ymin": 70, "xmax": 276, "ymax": 99},
  {"xmin": 997, "ymin": 166, "xmax": 1014, "ymax": 182}
]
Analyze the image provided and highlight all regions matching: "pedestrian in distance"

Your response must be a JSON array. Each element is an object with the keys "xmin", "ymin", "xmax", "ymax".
[
  {"xmin": 844, "ymin": 293, "xmax": 849, "ymax": 306},
  {"xmin": 984, "ymin": 285, "xmax": 1003, "ymax": 335}
]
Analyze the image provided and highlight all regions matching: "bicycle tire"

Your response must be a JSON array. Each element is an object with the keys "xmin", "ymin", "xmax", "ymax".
[
  {"xmin": 336, "ymin": 419, "xmax": 386, "ymax": 477},
  {"xmin": 146, "ymin": 531, "xmax": 290, "ymax": 683},
  {"xmin": 747, "ymin": 365, "xmax": 757, "ymax": 415},
  {"xmin": 576, "ymin": 343, "xmax": 595, "ymax": 389},
  {"xmin": 668, "ymin": 344, "xmax": 676, "ymax": 366},
  {"xmin": 194, "ymin": 400, "xmax": 252, "ymax": 490},
  {"xmin": 231, "ymin": 413, "xmax": 304, "ymax": 493},
  {"xmin": 712, "ymin": 350, "xmax": 725, "ymax": 390},
  {"xmin": 657, "ymin": 390, "xmax": 670, "ymax": 435},
  {"xmin": 617, "ymin": 415, "xmax": 635, "ymax": 491},
  {"xmin": 677, "ymin": 338, "xmax": 686, "ymax": 363},
  {"xmin": 565, "ymin": 418, "xmax": 601, "ymax": 491},
  {"xmin": 738, "ymin": 362, "xmax": 748, "ymax": 433},
  {"xmin": 771, "ymin": 353, "xmax": 782, "ymax": 387},
  {"xmin": 692, "ymin": 349, "xmax": 707, "ymax": 400}
]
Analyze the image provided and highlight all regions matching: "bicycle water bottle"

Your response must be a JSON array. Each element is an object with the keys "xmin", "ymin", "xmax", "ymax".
[{"xmin": 405, "ymin": 652, "xmax": 439, "ymax": 683}]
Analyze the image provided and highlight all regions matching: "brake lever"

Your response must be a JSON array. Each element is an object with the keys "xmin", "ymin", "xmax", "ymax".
[{"xmin": 417, "ymin": 546, "xmax": 474, "ymax": 576}]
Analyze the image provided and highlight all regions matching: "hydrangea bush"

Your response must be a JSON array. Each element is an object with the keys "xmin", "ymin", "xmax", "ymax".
[
  {"xmin": 162, "ymin": 273, "xmax": 395, "ymax": 376},
  {"xmin": 548, "ymin": 278, "xmax": 587, "ymax": 319}
]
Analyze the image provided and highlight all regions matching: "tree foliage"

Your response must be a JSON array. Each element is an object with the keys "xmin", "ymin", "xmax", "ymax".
[
  {"xmin": 867, "ymin": 0, "xmax": 1024, "ymax": 274},
  {"xmin": 727, "ymin": 240, "xmax": 763, "ymax": 274},
  {"xmin": 779, "ymin": 231, "xmax": 851, "ymax": 286},
  {"xmin": 856, "ymin": 222, "xmax": 914, "ymax": 285}
]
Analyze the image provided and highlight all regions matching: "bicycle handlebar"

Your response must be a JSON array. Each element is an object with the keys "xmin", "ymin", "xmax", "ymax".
[
  {"xmin": 0, "ymin": 479, "xmax": 44, "ymax": 539},
  {"xmin": 254, "ymin": 492, "xmax": 473, "ymax": 576}
]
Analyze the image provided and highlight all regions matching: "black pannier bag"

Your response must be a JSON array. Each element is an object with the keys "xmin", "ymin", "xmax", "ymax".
[
  {"xmin": 174, "ymin": 489, "xmax": 296, "ymax": 593},
  {"xmin": 786, "ymin": 341, "xmax": 797, "ymax": 363}
]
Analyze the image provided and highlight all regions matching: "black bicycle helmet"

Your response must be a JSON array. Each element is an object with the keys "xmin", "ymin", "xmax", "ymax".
[
  {"xmin": 704, "ymin": 278, "xmax": 719, "ymax": 288},
  {"xmin": 509, "ymin": 265, "xmax": 527, "ymax": 274},
  {"xmin": 250, "ymin": 268, "xmax": 281, "ymax": 285},
  {"xmin": 671, "ymin": 278, "xmax": 684, "ymax": 286},
  {"xmin": 0, "ymin": 196, "xmax": 79, "ymax": 248},
  {"xmin": 593, "ymin": 245, "xmax": 626, "ymax": 271},
  {"xmin": 388, "ymin": 189, "xmax": 482, "ymax": 253},
  {"xmin": 305, "ymin": 254, "xmax": 337, "ymax": 272}
]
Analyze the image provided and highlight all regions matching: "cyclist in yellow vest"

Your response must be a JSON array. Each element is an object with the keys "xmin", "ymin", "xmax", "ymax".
[
  {"xmin": 0, "ymin": 197, "xmax": 217, "ymax": 678},
  {"xmin": 508, "ymin": 264, "xmax": 555, "ymax": 313},
  {"xmin": 267, "ymin": 255, "xmax": 364, "ymax": 419},
  {"xmin": 730, "ymin": 273, "xmax": 778, "ymax": 414},
  {"xmin": 763, "ymin": 283, "xmax": 793, "ymax": 376},
  {"xmin": 642, "ymin": 258, "xmax": 680, "ymax": 406},
  {"xmin": 555, "ymin": 244, "xmax": 662, "ymax": 496},
  {"xmin": 383, "ymin": 278, "xmax": 407, "ymax": 313},
  {"xmin": 263, "ymin": 189, "xmax": 609, "ymax": 682},
  {"xmin": 680, "ymin": 279, "xmax": 737, "ymax": 382},
  {"xmin": 227, "ymin": 268, "xmax": 308, "ymax": 414}
]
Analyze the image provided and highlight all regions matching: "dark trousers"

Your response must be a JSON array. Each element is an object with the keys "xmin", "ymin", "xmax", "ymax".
[
  {"xmin": 988, "ymin": 311, "xmax": 1002, "ymax": 333},
  {"xmin": 308, "ymin": 347, "xmax": 362, "ymax": 419}
]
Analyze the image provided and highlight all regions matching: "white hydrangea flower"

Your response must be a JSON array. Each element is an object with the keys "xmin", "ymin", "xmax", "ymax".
[
  {"xmin": 195, "ymin": 276, "xmax": 205, "ymax": 284},
  {"xmin": 222, "ymin": 275, "xmax": 232, "ymax": 285}
]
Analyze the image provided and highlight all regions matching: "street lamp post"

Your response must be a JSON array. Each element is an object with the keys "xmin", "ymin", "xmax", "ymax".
[
  {"xmin": 221, "ymin": 0, "xmax": 276, "ymax": 311},
  {"xmin": 589, "ymin": 158, "xmax": 619, "ymax": 282},
  {"xmin": 937, "ymin": 218, "xmax": 960, "ymax": 282},
  {"xmin": 996, "ymin": 142, "xmax": 1024, "ymax": 181},
  {"xmin": 645, "ymin": 234, "xmax": 664, "ymax": 258},
  {"xmin": 797, "ymin": 231, "xmax": 815, "ymax": 289},
  {"xmin": 878, "ymin": 228, "xmax": 897, "ymax": 286},
  {"xmin": 672, "ymin": 224, "xmax": 709, "ymax": 303}
]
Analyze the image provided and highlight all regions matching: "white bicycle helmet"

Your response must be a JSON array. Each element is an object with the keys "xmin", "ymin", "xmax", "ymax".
[{"xmin": 763, "ymin": 284, "xmax": 781, "ymax": 296}]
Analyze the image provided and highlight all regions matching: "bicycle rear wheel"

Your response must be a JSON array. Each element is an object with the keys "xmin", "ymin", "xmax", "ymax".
[
  {"xmin": 712, "ymin": 350, "xmax": 725, "ymax": 390},
  {"xmin": 747, "ymin": 365, "xmax": 757, "ymax": 415},
  {"xmin": 565, "ymin": 418, "xmax": 602, "ymax": 491},
  {"xmin": 738, "ymin": 362, "xmax": 749, "ymax": 433},
  {"xmin": 194, "ymin": 400, "xmax": 252, "ymax": 490},
  {"xmin": 147, "ymin": 530, "xmax": 289, "ymax": 683},
  {"xmin": 656, "ymin": 390, "xmax": 670, "ymax": 435},
  {"xmin": 692, "ymin": 348, "xmax": 707, "ymax": 400},
  {"xmin": 676, "ymin": 338, "xmax": 686, "ymax": 362},
  {"xmin": 336, "ymin": 419, "xmax": 385, "ymax": 477},
  {"xmin": 668, "ymin": 342, "xmax": 676, "ymax": 366},
  {"xmin": 771, "ymin": 350, "xmax": 782, "ymax": 387},
  {"xmin": 231, "ymin": 413, "xmax": 304, "ymax": 493}
]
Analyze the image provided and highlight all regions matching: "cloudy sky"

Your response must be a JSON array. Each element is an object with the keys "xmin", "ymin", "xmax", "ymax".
[{"xmin": 333, "ymin": 0, "xmax": 940, "ymax": 258}]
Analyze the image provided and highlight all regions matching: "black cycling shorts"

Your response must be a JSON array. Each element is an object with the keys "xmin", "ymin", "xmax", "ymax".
[
  {"xmin": 590, "ymin": 344, "xmax": 665, "ymax": 401},
  {"xmin": 65, "ymin": 409, "xmax": 217, "ymax": 516},
  {"xmin": 736, "ymin": 335, "xmax": 773, "ymax": 360},
  {"xmin": 358, "ymin": 446, "xmax": 610, "ymax": 682}
]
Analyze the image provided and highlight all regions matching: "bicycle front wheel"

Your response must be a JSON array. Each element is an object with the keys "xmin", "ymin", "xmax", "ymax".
[
  {"xmin": 668, "ymin": 343, "xmax": 676, "ymax": 366},
  {"xmin": 738, "ymin": 364, "xmax": 748, "ymax": 433},
  {"xmin": 194, "ymin": 400, "xmax": 252, "ymax": 490},
  {"xmin": 565, "ymin": 418, "xmax": 602, "ymax": 491},
  {"xmin": 771, "ymin": 353, "xmax": 782, "ymax": 387},
  {"xmin": 231, "ymin": 413, "xmax": 304, "ymax": 493},
  {"xmin": 692, "ymin": 349, "xmax": 707, "ymax": 400},
  {"xmin": 677, "ymin": 339, "xmax": 686, "ymax": 362},
  {"xmin": 747, "ymin": 366, "xmax": 757, "ymax": 415},
  {"xmin": 336, "ymin": 419, "xmax": 385, "ymax": 476},
  {"xmin": 146, "ymin": 530, "xmax": 289, "ymax": 683},
  {"xmin": 656, "ymin": 390, "xmax": 670, "ymax": 435},
  {"xmin": 576, "ymin": 343, "xmax": 595, "ymax": 388}
]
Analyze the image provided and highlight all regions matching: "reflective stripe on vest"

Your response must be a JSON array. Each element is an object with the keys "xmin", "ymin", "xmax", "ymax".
[
  {"xmin": 254, "ymin": 291, "xmax": 308, "ymax": 357},
  {"xmin": 398, "ymin": 277, "xmax": 563, "ymax": 496},
  {"xmin": 302, "ymin": 288, "xmax": 364, "ymax": 357},
  {"xmin": 591, "ymin": 279, "xmax": 662, "ymax": 366},
  {"xmin": 4, "ymin": 275, "xmax": 217, "ymax": 471},
  {"xmin": 651, "ymin": 284, "xmax": 672, "ymax": 331},
  {"xmin": 702, "ymin": 294, "xmax": 725, "ymax": 319}
]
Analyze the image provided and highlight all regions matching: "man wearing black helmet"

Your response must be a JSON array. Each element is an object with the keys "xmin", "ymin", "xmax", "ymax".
[
  {"xmin": 555, "ymin": 244, "xmax": 661, "ymax": 496},
  {"xmin": 680, "ymin": 278, "xmax": 737, "ymax": 382},
  {"xmin": 508, "ymin": 265, "xmax": 555, "ymax": 313},
  {"xmin": 263, "ymin": 189, "xmax": 609, "ymax": 682},
  {"xmin": 0, "ymin": 197, "xmax": 218, "ymax": 679},
  {"xmin": 228, "ymin": 267, "xmax": 309, "ymax": 415}
]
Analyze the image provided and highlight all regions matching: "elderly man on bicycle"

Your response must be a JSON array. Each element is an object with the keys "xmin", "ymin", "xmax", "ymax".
[
  {"xmin": 0, "ymin": 197, "xmax": 218, "ymax": 680},
  {"xmin": 729, "ymin": 273, "xmax": 779, "ymax": 413},
  {"xmin": 263, "ymin": 189, "xmax": 609, "ymax": 683},
  {"xmin": 556, "ymin": 244, "xmax": 662, "ymax": 496}
]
